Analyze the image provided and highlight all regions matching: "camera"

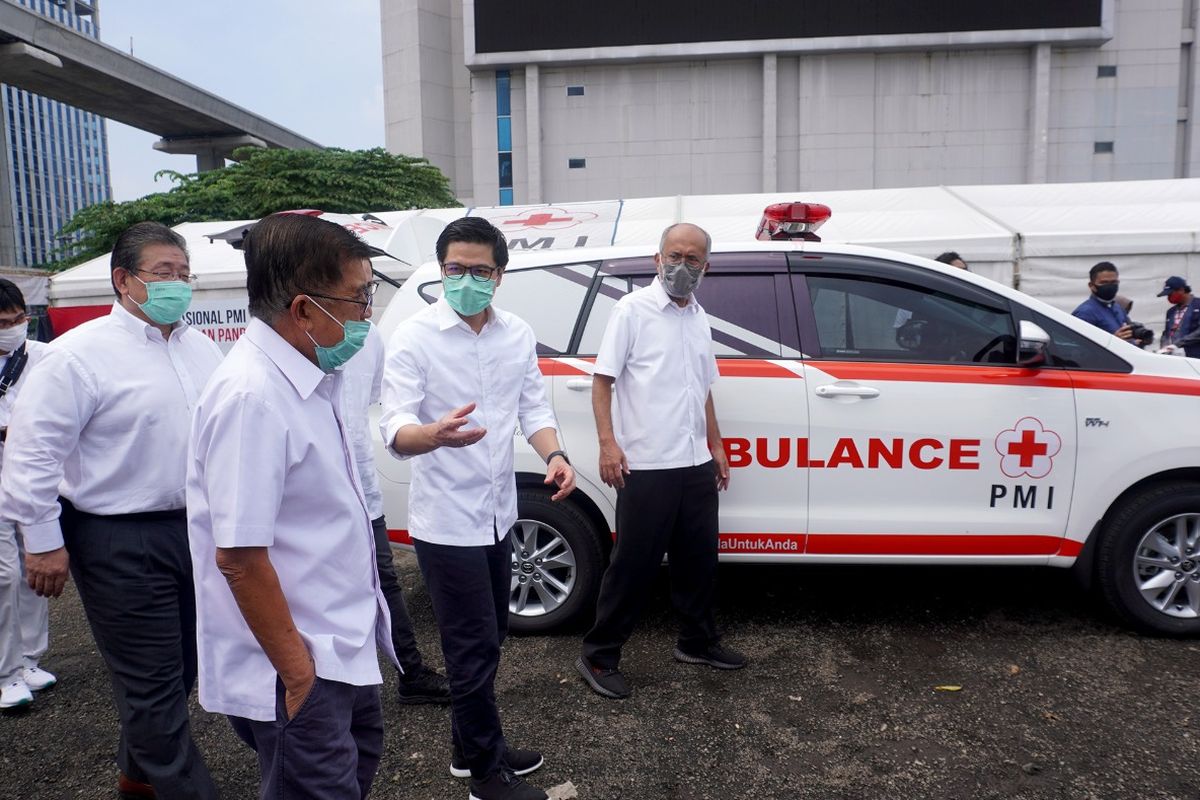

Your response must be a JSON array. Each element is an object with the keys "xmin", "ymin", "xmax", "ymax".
[{"xmin": 1128, "ymin": 322, "xmax": 1155, "ymax": 348}]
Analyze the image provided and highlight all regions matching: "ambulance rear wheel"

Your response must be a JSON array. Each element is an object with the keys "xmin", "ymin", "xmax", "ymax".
[
  {"xmin": 508, "ymin": 489, "xmax": 604, "ymax": 634},
  {"xmin": 1097, "ymin": 481, "xmax": 1200, "ymax": 636}
]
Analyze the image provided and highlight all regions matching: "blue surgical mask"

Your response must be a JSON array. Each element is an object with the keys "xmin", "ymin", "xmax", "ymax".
[
  {"xmin": 304, "ymin": 296, "xmax": 370, "ymax": 372},
  {"xmin": 133, "ymin": 275, "xmax": 192, "ymax": 325}
]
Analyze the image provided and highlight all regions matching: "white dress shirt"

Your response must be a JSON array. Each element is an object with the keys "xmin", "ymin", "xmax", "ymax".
[
  {"xmin": 0, "ymin": 339, "xmax": 47, "ymax": 476},
  {"xmin": 595, "ymin": 278, "xmax": 718, "ymax": 470},
  {"xmin": 341, "ymin": 323, "xmax": 386, "ymax": 520},
  {"xmin": 187, "ymin": 318, "xmax": 393, "ymax": 722},
  {"xmin": 1, "ymin": 303, "xmax": 223, "ymax": 553},
  {"xmin": 380, "ymin": 298, "xmax": 559, "ymax": 547}
]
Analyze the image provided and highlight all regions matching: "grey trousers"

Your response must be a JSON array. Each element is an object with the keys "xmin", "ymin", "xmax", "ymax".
[
  {"xmin": 0, "ymin": 519, "xmax": 48, "ymax": 684},
  {"xmin": 62, "ymin": 502, "xmax": 216, "ymax": 799},
  {"xmin": 371, "ymin": 515, "xmax": 424, "ymax": 675},
  {"xmin": 229, "ymin": 676, "xmax": 384, "ymax": 800}
]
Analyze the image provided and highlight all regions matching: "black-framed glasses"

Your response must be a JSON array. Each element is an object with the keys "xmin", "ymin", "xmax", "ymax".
[
  {"xmin": 660, "ymin": 252, "xmax": 706, "ymax": 269},
  {"xmin": 133, "ymin": 267, "xmax": 198, "ymax": 284},
  {"xmin": 301, "ymin": 280, "xmax": 380, "ymax": 310},
  {"xmin": 442, "ymin": 262, "xmax": 499, "ymax": 282}
]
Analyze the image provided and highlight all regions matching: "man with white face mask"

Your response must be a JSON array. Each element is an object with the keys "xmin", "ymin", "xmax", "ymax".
[
  {"xmin": 1, "ymin": 223, "xmax": 221, "ymax": 798},
  {"xmin": 577, "ymin": 222, "xmax": 745, "ymax": 701},
  {"xmin": 0, "ymin": 279, "xmax": 53, "ymax": 710}
]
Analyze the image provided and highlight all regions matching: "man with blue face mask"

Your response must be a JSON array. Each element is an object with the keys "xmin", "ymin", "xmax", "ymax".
[
  {"xmin": 188, "ymin": 213, "xmax": 397, "ymax": 799},
  {"xmin": 0, "ymin": 222, "xmax": 222, "ymax": 798},
  {"xmin": 380, "ymin": 216, "xmax": 575, "ymax": 800}
]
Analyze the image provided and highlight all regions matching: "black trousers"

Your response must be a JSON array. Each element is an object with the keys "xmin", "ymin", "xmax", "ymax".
[
  {"xmin": 61, "ymin": 502, "xmax": 216, "ymax": 799},
  {"xmin": 582, "ymin": 464, "xmax": 721, "ymax": 670},
  {"xmin": 413, "ymin": 531, "xmax": 510, "ymax": 780},
  {"xmin": 229, "ymin": 676, "xmax": 383, "ymax": 800},
  {"xmin": 371, "ymin": 515, "xmax": 425, "ymax": 675}
]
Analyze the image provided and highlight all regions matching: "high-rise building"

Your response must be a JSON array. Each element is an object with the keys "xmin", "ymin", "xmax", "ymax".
[
  {"xmin": 1, "ymin": 0, "xmax": 111, "ymax": 266},
  {"xmin": 382, "ymin": 0, "xmax": 1199, "ymax": 208}
]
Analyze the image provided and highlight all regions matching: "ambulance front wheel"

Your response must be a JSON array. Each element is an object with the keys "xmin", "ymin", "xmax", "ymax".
[
  {"xmin": 508, "ymin": 489, "xmax": 605, "ymax": 634},
  {"xmin": 1097, "ymin": 481, "xmax": 1200, "ymax": 636}
]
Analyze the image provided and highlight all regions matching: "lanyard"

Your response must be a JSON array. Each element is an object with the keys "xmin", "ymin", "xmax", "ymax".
[{"xmin": 1167, "ymin": 306, "xmax": 1187, "ymax": 341}]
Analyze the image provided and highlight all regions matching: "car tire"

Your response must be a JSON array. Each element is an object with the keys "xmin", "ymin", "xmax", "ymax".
[
  {"xmin": 508, "ymin": 489, "xmax": 606, "ymax": 634},
  {"xmin": 1096, "ymin": 481, "xmax": 1200, "ymax": 636}
]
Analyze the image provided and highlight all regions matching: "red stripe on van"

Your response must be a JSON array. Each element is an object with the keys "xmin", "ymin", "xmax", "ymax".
[
  {"xmin": 805, "ymin": 533, "xmax": 1071, "ymax": 556},
  {"xmin": 538, "ymin": 358, "xmax": 591, "ymax": 376},
  {"xmin": 717, "ymin": 361, "xmax": 803, "ymax": 379},
  {"xmin": 387, "ymin": 529, "xmax": 412, "ymax": 545}
]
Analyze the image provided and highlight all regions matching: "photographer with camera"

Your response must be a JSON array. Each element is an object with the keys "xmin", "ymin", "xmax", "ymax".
[{"xmin": 1072, "ymin": 262, "xmax": 1153, "ymax": 347}]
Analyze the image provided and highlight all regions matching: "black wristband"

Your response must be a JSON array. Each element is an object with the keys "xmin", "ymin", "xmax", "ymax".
[{"xmin": 546, "ymin": 449, "xmax": 570, "ymax": 466}]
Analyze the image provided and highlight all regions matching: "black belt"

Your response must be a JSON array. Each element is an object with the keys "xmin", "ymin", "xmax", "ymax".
[
  {"xmin": 60, "ymin": 498, "xmax": 185, "ymax": 523},
  {"xmin": 0, "ymin": 428, "xmax": 6, "ymax": 443}
]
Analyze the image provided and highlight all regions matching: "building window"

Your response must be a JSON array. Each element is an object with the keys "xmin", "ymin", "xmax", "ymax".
[
  {"xmin": 1094, "ymin": 141, "xmax": 1114, "ymax": 154},
  {"xmin": 568, "ymin": 158, "xmax": 587, "ymax": 169},
  {"xmin": 495, "ymin": 69, "xmax": 513, "ymax": 205},
  {"xmin": 1097, "ymin": 65, "xmax": 1117, "ymax": 78},
  {"xmin": 567, "ymin": 85, "xmax": 585, "ymax": 96}
]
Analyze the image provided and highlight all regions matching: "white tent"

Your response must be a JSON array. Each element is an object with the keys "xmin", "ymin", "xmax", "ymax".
[{"xmin": 48, "ymin": 178, "xmax": 1200, "ymax": 345}]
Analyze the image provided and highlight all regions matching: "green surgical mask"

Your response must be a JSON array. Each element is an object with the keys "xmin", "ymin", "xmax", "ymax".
[
  {"xmin": 305, "ymin": 296, "xmax": 370, "ymax": 372},
  {"xmin": 133, "ymin": 276, "xmax": 192, "ymax": 325},
  {"xmin": 443, "ymin": 274, "xmax": 495, "ymax": 316}
]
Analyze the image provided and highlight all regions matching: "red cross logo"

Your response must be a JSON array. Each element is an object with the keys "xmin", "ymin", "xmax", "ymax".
[
  {"xmin": 994, "ymin": 418, "xmax": 1061, "ymax": 479},
  {"xmin": 492, "ymin": 207, "xmax": 598, "ymax": 231}
]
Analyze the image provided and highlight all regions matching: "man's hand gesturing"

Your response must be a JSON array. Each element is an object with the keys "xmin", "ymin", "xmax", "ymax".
[{"xmin": 429, "ymin": 403, "xmax": 487, "ymax": 449}]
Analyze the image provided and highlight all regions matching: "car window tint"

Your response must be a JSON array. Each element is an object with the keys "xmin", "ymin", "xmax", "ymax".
[
  {"xmin": 1032, "ymin": 312, "xmax": 1132, "ymax": 373},
  {"xmin": 805, "ymin": 275, "xmax": 1016, "ymax": 364},
  {"xmin": 417, "ymin": 264, "xmax": 595, "ymax": 354},
  {"xmin": 577, "ymin": 274, "xmax": 653, "ymax": 354},
  {"xmin": 693, "ymin": 274, "xmax": 787, "ymax": 357}
]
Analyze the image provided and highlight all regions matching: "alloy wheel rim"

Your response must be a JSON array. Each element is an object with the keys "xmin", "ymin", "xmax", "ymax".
[
  {"xmin": 509, "ymin": 518, "xmax": 577, "ymax": 617},
  {"xmin": 1133, "ymin": 513, "xmax": 1200, "ymax": 619}
]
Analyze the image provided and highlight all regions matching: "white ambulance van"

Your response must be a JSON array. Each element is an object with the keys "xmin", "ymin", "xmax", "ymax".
[{"xmin": 374, "ymin": 202, "xmax": 1200, "ymax": 637}]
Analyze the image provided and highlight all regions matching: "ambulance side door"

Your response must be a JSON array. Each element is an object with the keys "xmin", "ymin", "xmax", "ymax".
[
  {"xmin": 792, "ymin": 255, "xmax": 1078, "ymax": 559},
  {"xmin": 563, "ymin": 253, "xmax": 810, "ymax": 554}
]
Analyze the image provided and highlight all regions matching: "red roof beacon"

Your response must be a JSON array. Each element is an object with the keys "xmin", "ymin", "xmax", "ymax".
[{"xmin": 755, "ymin": 202, "xmax": 832, "ymax": 242}]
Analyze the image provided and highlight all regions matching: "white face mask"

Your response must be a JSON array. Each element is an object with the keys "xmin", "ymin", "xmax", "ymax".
[{"xmin": 0, "ymin": 321, "xmax": 27, "ymax": 354}]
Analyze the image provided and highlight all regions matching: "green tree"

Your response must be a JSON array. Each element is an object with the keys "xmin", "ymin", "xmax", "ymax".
[{"xmin": 50, "ymin": 147, "xmax": 459, "ymax": 268}]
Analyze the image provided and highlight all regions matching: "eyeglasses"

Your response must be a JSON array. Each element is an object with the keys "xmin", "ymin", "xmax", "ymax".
[
  {"xmin": 0, "ymin": 313, "xmax": 28, "ymax": 330},
  {"xmin": 301, "ymin": 280, "xmax": 380, "ymax": 312},
  {"xmin": 661, "ymin": 252, "xmax": 706, "ymax": 269},
  {"xmin": 133, "ymin": 268, "xmax": 198, "ymax": 284},
  {"xmin": 442, "ymin": 262, "xmax": 499, "ymax": 282}
]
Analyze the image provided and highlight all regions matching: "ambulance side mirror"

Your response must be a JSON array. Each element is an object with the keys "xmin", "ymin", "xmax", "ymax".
[{"xmin": 1017, "ymin": 320, "xmax": 1050, "ymax": 368}]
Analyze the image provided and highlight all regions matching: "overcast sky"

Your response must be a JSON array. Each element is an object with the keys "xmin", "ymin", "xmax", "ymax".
[{"xmin": 97, "ymin": 0, "xmax": 385, "ymax": 201}]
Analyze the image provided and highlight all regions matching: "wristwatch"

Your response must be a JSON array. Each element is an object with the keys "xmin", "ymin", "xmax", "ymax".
[{"xmin": 546, "ymin": 449, "xmax": 570, "ymax": 466}]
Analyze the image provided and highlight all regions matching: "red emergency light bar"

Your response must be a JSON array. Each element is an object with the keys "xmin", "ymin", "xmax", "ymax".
[{"xmin": 756, "ymin": 202, "xmax": 832, "ymax": 242}]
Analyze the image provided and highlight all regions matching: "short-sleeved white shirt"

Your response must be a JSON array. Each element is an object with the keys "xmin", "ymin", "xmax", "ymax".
[
  {"xmin": 594, "ymin": 278, "xmax": 718, "ymax": 470},
  {"xmin": 379, "ymin": 298, "xmax": 559, "ymax": 547},
  {"xmin": 187, "ymin": 318, "xmax": 394, "ymax": 722}
]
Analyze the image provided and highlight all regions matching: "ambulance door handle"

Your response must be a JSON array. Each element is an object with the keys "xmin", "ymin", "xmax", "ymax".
[
  {"xmin": 815, "ymin": 383, "xmax": 880, "ymax": 399},
  {"xmin": 566, "ymin": 377, "xmax": 594, "ymax": 391}
]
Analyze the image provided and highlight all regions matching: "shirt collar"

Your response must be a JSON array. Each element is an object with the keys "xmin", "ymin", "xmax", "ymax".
[
  {"xmin": 650, "ymin": 275, "xmax": 695, "ymax": 312},
  {"xmin": 109, "ymin": 299, "xmax": 190, "ymax": 341},
  {"xmin": 434, "ymin": 296, "xmax": 508, "ymax": 331},
  {"xmin": 243, "ymin": 318, "xmax": 328, "ymax": 400}
]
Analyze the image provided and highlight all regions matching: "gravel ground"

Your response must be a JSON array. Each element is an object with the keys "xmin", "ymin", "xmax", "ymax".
[{"xmin": 3, "ymin": 551, "xmax": 1199, "ymax": 800}]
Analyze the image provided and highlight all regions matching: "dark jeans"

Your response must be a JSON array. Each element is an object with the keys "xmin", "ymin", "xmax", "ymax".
[
  {"xmin": 61, "ymin": 502, "xmax": 216, "ymax": 799},
  {"xmin": 413, "ymin": 531, "xmax": 510, "ymax": 780},
  {"xmin": 229, "ymin": 676, "xmax": 383, "ymax": 800},
  {"xmin": 582, "ymin": 464, "xmax": 721, "ymax": 669},
  {"xmin": 371, "ymin": 515, "xmax": 425, "ymax": 675}
]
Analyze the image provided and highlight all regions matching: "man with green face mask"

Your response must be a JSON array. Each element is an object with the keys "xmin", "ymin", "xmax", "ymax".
[
  {"xmin": 381, "ymin": 216, "xmax": 575, "ymax": 800},
  {"xmin": 0, "ymin": 222, "xmax": 222, "ymax": 798}
]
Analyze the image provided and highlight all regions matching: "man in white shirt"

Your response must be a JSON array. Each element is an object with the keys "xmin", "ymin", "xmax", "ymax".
[
  {"xmin": 0, "ymin": 280, "xmax": 54, "ymax": 710},
  {"xmin": 342, "ymin": 322, "xmax": 450, "ymax": 705},
  {"xmin": 577, "ymin": 222, "xmax": 745, "ymax": 701},
  {"xmin": 1, "ymin": 223, "xmax": 221, "ymax": 798},
  {"xmin": 381, "ymin": 217, "xmax": 575, "ymax": 800},
  {"xmin": 188, "ymin": 213, "xmax": 396, "ymax": 799}
]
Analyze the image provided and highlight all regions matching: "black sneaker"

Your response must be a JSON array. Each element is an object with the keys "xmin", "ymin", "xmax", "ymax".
[
  {"xmin": 468, "ymin": 769, "xmax": 548, "ymax": 800},
  {"xmin": 673, "ymin": 643, "xmax": 747, "ymax": 670},
  {"xmin": 396, "ymin": 664, "xmax": 451, "ymax": 705},
  {"xmin": 450, "ymin": 745, "xmax": 544, "ymax": 779},
  {"xmin": 576, "ymin": 655, "xmax": 631, "ymax": 699}
]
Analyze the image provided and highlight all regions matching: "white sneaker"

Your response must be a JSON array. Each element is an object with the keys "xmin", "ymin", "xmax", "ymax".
[
  {"xmin": 0, "ymin": 678, "xmax": 33, "ymax": 709},
  {"xmin": 21, "ymin": 666, "xmax": 57, "ymax": 691}
]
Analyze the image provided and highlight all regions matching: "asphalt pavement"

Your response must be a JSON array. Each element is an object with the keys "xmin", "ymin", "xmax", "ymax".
[{"xmin": 3, "ymin": 552, "xmax": 1198, "ymax": 799}]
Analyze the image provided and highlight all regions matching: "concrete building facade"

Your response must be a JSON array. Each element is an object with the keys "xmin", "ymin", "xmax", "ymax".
[
  {"xmin": 1, "ymin": 0, "xmax": 110, "ymax": 266},
  {"xmin": 382, "ymin": 0, "xmax": 1200, "ymax": 208}
]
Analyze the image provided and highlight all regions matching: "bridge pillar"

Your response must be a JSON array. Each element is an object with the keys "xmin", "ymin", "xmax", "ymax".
[{"xmin": 153, "ymin": 134, "xmax": 267, "ymax": 172}]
